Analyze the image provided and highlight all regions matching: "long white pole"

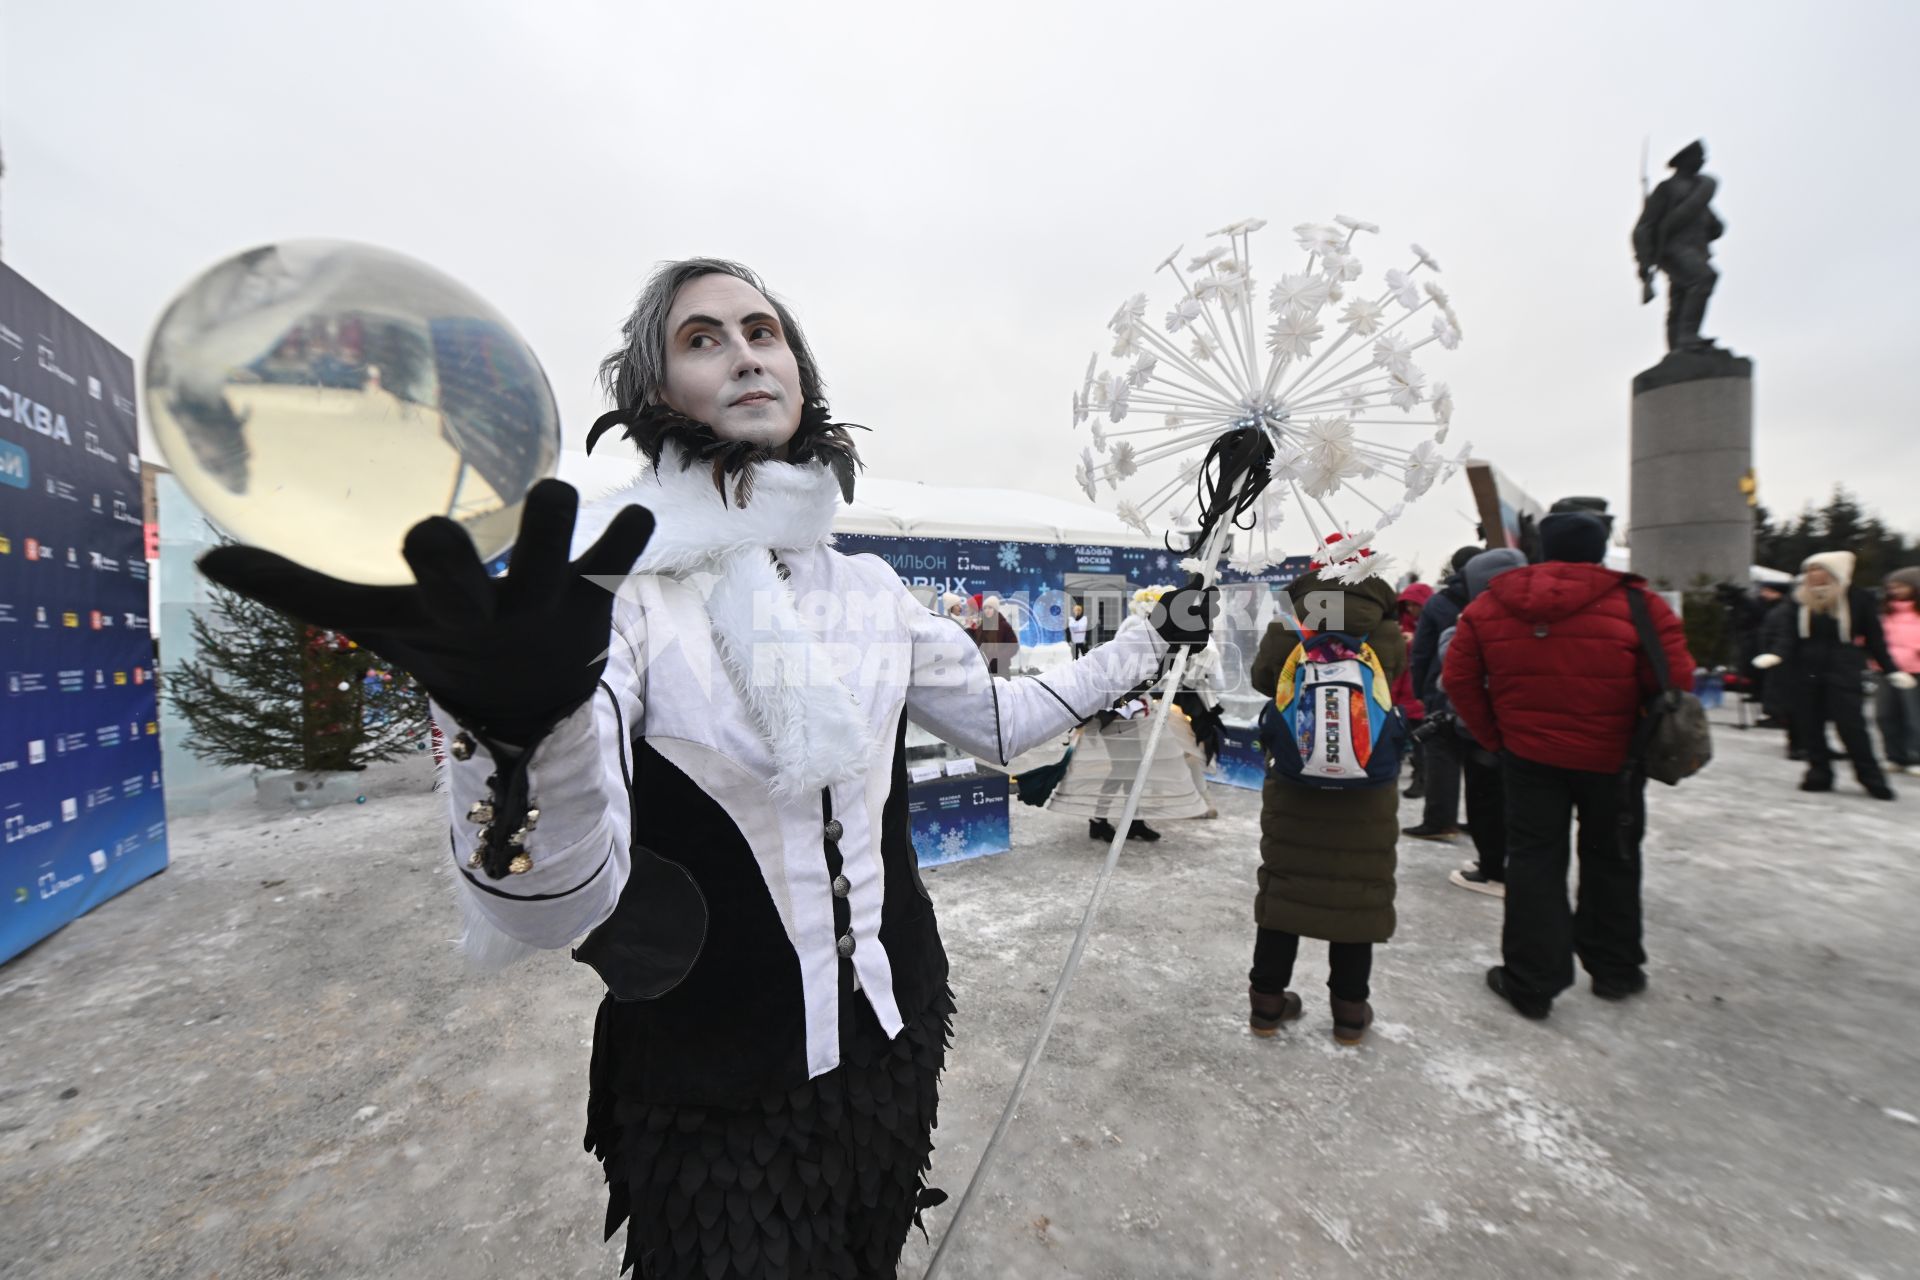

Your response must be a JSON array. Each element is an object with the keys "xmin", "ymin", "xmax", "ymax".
[{"xmin": 922, "ymin": 510, "xmax": 1239, "ymax": 1280}]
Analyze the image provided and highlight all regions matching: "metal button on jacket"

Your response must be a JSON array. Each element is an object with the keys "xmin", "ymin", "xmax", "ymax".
[
  {"xmin": 832, "ymin": 874, "xmax": 851, "ymax": 898},
  {"xmin": 836, "ymin": 932, "xmax": 856, "ymax": 958},
  {"xmin": 823, "ymin": 818, "xmax": 844, "ymax": 842}
]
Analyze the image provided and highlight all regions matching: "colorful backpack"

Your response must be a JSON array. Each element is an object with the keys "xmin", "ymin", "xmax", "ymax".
[{"xmin": 1257, "ymin": 630, "xmax": 1407, "ymax": 789}]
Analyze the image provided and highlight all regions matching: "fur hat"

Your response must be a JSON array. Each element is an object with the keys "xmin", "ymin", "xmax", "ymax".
[{"xmin": 1800, "ymin": 550, "xmax": 1856, "ymax": 587}]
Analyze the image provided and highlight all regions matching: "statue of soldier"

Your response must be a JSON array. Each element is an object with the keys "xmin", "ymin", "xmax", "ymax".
[{"xmin": 1633, "ymin": 139, "xmax": 1724, "ymax": 353}]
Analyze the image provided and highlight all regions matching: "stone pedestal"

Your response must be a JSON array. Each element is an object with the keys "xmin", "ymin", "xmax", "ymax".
[{"xmin": 1629, "ymin": 350, "xmax": 1754, "ymax": 590}]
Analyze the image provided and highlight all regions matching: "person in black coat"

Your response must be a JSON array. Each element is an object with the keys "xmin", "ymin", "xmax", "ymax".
[
  {"xmin": 1403, "ymin": 545, "xmax": 1481, "ymax": 838},
  {"xmin": 1756, "ymin": 550, "xmax": 1907, "ymax": 800}
]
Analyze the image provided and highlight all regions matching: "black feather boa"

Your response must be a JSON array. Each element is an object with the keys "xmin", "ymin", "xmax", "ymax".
[{"xmin": 586, "ymin": 400, "xmax": 865, "ymax": 508}]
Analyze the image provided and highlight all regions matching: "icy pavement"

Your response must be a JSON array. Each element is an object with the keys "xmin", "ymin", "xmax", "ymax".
[{"xmin": 2, "ymin": 715, "xmax": 1916, "ymax": 1279}]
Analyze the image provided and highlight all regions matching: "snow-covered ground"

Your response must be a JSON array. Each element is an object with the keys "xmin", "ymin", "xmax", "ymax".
[{"xmin": 2, "ymin": 714, "xmax": 1915, "ymax": 1279}]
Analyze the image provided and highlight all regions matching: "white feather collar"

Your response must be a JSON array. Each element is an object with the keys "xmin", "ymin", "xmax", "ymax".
[{"xmin": 574, "ymin": 450, "xmax": 869, "ymax": 798}]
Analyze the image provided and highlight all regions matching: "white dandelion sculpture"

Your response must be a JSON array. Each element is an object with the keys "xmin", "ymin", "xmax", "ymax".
[
  {"xmin": 1071, "ymin": 216, "xmax": 1469, "ymax": 579},
  {"xmin": 926, "ymin": 216, "xmax": 1469, "ymax": 1280}
]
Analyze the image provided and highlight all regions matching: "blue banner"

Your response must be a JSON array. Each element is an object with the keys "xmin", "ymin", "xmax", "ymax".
[
  {"xmin": 908, "ymin": 768, "xmax": 1009, "ymax": 867},
  {"xmin": 1207, "ymin": 723, "xmax": 1268, "ymax": 791},
  {"xmin": 2, "ymin": 263, "xmax": 168, "ymax": 965},
  {"xmin": 836, "ymin": 532, "xmax": 1189, "ymax": 647}
]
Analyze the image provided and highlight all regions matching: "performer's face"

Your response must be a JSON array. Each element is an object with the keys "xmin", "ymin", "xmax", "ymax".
[{"xmin": 660, "ymin": 273, "xmax": 803, "ymax": 450}]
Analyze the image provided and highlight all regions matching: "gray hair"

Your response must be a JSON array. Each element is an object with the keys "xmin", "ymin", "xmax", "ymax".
[{"xmin": 597, "ymin": 257, "xmax": 827, "ymax": 415}]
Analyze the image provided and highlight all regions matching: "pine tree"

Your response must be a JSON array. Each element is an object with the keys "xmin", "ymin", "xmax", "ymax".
[{"xmin": 166, "ymin": 569, "xmax": 429, "ymax": 772}]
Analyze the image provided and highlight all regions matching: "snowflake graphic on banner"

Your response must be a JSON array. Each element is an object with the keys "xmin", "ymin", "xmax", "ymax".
[
  {"xmin": 939, "ymin": 826, "xmax": 968, "ymax": 860},
  {"xmin": 996, "ymin": 543, "xmax": 1022, "ymax": 572},
  {"xmin": 1044, "ymin": 546, "xmax": 1058, "ymax": 561},
  {"xmin": 1072, "ymin": 216, "xmax": 1469, "ymax": 577}
]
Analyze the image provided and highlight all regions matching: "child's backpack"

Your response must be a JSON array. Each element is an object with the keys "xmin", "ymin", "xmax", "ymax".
[{"xmin": 1257, "ymin": 630, "xmax": 1407, "ymax": 789}]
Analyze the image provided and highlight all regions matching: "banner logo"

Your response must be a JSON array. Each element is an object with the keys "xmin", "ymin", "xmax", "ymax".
[{"xmin": 0, "ymin": 439, "xmax": 27, "ymax": 490}]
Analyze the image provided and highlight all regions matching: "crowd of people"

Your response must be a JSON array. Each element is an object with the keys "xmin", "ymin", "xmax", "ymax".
[{"xmin": 1237, "ymin": 499, "xmax": 1917, "ymax": 1041}]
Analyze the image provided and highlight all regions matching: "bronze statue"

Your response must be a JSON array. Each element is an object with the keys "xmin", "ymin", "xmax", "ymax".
[{"xmin": 1634, "ymin": 140, "xmax": 1724, "ymax": 353}]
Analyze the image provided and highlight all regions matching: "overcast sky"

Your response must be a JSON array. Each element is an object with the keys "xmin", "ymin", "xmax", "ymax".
[{"xmin": 5, "ymin": 0, "xmax": 1915, "ymax": 575}]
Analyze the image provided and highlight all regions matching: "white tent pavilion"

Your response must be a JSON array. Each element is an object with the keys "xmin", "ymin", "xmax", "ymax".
[{"xmin": 835, "ymin": 476, "xmax": 1162, "ymax": 547}]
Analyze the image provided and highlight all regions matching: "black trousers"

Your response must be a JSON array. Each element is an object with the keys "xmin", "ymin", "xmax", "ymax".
[
  {"xmin": 1420, "ymin": 737, "xmax": 1462, "ymax": 829},
  {"xmin": 1249, "ymin": 926, "xmax": 1372, "ymax": 1001},
  {"xmin": 1462, "ymin": 749, "xmax": 1506, "ymax": 880},
  {"xmin": 1500, "ymin": 753, "xmax": 1646, "ymax": 1001},
  {"xmin": 1797, "ymin": 682, "xmax": 1888, "ymax": 788}
]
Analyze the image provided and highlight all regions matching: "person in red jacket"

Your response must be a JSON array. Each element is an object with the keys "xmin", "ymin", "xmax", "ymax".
[{"xmin": 1443, "ymin": 509, "xmax": 1694, "ymax": 1019}]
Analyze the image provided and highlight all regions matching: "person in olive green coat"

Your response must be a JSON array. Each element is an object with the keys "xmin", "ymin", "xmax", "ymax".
[{"xmin": 1246, "ymin": 565, "xmax": 1408, "ymax": 1045}]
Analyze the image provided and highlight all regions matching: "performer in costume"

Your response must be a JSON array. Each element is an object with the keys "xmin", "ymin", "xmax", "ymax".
[{"xmin": 201, "ymin": 258, "xmax": 1214, "ymax": 1278}]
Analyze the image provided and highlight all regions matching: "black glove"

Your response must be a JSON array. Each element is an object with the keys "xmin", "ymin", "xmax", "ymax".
[
  {"xmin": 198, "ymin": 479, "xmax": 655, "ymax": 746},
  {"xmin": 1150, "ymin": 573, "xmax": 1218, "ymax": 654}
]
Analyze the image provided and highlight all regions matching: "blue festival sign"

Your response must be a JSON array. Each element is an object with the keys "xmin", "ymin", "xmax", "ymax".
[
  {"xmin": 908, "ymin": 767, "xmax": 1009, "ymax": 867},
  {"xmin": 1, "ymin": 263, "xmax": 168, "ymax": 965}
]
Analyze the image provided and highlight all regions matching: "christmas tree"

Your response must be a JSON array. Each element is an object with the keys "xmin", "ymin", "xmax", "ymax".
[{"xmin": 167, "ymin": 565, "xmax": 429, "ymax": 772}]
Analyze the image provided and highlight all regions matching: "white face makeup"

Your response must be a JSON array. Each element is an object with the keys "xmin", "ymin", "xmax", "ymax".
[{"xmin": 659, "ymin": 273, "xmax": 803, "ymax": 449}]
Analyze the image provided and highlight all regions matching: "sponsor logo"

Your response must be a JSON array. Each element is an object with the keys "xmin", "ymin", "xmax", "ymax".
[
  {"xmin": 128, "ymin": 559, "xmax": 148, "ymax": 582},
  {"xmin": 122, "ymin": 775, "xmax": 145, "ymax": 798},
  {"xmin": 128, "ymin": 453, "xmax": 141, "ymax": 473},
  {"xmin": 132, "ymin": 667, "xmax": 146, "ymax": 685},
  {"xmin": 55, "ymin": 669, "xmax": 85, "ymax": 693},
  {"xmin": 0, "ymin": 323, "xmax": 21, "ymax": 350},
  {"xmin": 146, "ymin": 721, "xmax": 158, "ymax": 735},
  {"xmin": 89, "ymin": 551, "xmax": 121, "ymax": 573},
  {"xmin": 0, "ymin": 439, "xmax": 27, "ymax": 490},
  {"xmin": 57, "ymin": 731, "xmax": 88, "ymax": 753},
  {"xmin": 0, "ymin": 536, "xmax": 8, "ymax": 553},
  {"xmin": 90, "ymin": 611, "xmax": 104, "ymax": 631},
  {"xmin": 6, "ymin": 813, "xmax": 54, "ymax": 844},
  {"xmin": 0, "ymin": 604, "xmax": 13, "ymax": 624},
  {"xmin": 95, "ymin": 724, "xmax": 122, "ymax": 748},
  {"xmin": 27, "ymin": 740, "xmax": 45, "ymax": 764},
  {"xmin": 89, "ymin": 850, "xmax": 108, "ymax": 874},
  {"xmin": 37, "ymin": 867, "xmax": 86, "ymax": 898},
  {"xmin": 83, "ymin": 430, "xmax": 118, "ymax": 464},
  {"xmin": 91, "ymin": 493, "xmax": 102, "ymax": 512},
  {"xmin": 33, "ymin": 606, "xmax": 48, "ymax": 628},
  {"xmin": 62, "ymin": 612, "xmax": 80, "ymax": 628},
  {"xmin": 66, "ymin": 546, "xmax": 78, "ymax": 565},
  {"xmin": 44, "ymin": 476, "xmax": 79, "ymax": 502},
  {"xmin": 35, "ymin": 344, "xmax": 79, "ymax": 389},
  {"xmin": 113, "ymin": 670, "xmax": 127, "ymax": 685},
  {"xmin": 0, "ymin": 759, "xmax": 14, "ymax": 774},
  {"xmin": 25, "ymin": 537, "xmax": 39, "ymax": 560},
  {"xmin": 88, "ymin": 376, "xmax": 102, "ymax": 400},
  {"xmin": 123, "ymin": 611, "xmax": 150, "ymax": 629},
  {"xmin": 60, "ymin": 798, "xmax": 77, "ymax": 822},
  {"xmin": 7, "ymin": 671, "xmax": 49, "ymax": 695},
  {"xmin": 1, "ymin": 382, "xmax": 73, "ymax": 442},
  {"xmin": 111, "ymin": 495, "xmax": 139, "ymax": 524},
  {"xmin": 113, "ymin": 393, "xmax": 136, "ymax": 419},
  {"xmin": 92, "ymin": 669, "xmax": 105, "ymax": 688},
  {"xmin": 84, "ymin": 785, "xmax": 115, "ymax": 810}
]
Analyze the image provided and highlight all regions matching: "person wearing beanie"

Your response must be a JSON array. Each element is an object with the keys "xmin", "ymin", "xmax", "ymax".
[
  {"xmin": 1434, "ymin": 548, "xmax": 1528, "ymax": 897},
  {"xmin": 1403, "ymin": 543, "xmax": 1485, "ymax": 838},
  {"xmin": 1391, "ymin": 581, "xmax": 1435, "ymax": 798},
  {"xmin": 1443, "ymin": 505, "xmax": 1693, "ymax": 1019},
  {"xmin": 1536, "ymin": 510, "xmax": 1610, "ymax": 565},
  {"xmin": 1877, "ymin": 568, "xmax": 1920, "ymax": 773},
  {"xmin": 1755, "ymin": 551, "xmax": 1907, "ymax": 798}
]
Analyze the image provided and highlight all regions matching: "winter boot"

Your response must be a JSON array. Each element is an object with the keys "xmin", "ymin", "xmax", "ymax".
[
  {"xmin": 1591, "ymin": 970, "xmax": 1648, "ymax": 1001},
  {"xmin": 1486, "ymin": 966, "xmax": 1551, "ymax": 1020},
  {"xmin": 1089, "ymin": 818, "xmax": 1117, "ymax": 842},
  {"xmin": 1127, "ymin": 821, "xmax": 1161, "ymax": 842},
  {"xmin": 1448, "ymin": 868, "xmax": 1505, "ymax": 898},
  {"xmin": 1248, "ymin": 986, "xmax": 1303, "ymax": 1037},
  {"xmin": 1798, "ymin": 772, "xmax": 1834, "ymax": 793},
  {"xmin": 1401, "ymin": 822, "xmax": 1461, "ymax": 841},
  {"xmin": 1329, "ymin": 996, "xmax": 1373, "ymax": 1046}
]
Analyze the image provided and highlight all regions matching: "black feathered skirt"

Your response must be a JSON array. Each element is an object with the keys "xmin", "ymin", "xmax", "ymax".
[{"xmin": 585, "ymin": 985, "xmax": 955, "ymax": 1279}]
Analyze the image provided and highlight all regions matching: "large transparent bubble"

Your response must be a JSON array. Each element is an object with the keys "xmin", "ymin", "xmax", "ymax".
[{"xmin": 145, "ymin": 240, "xmax": 560, "ymax": 584}]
